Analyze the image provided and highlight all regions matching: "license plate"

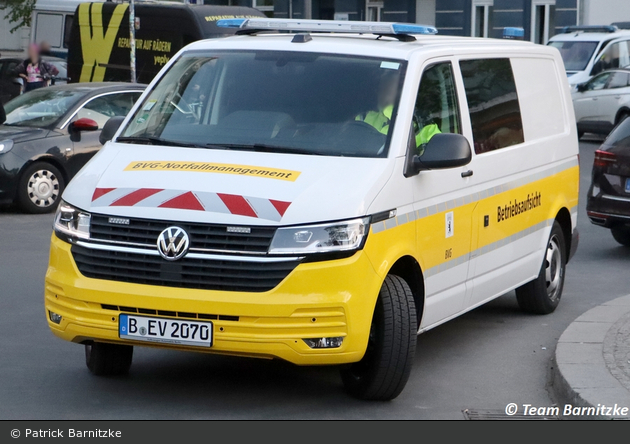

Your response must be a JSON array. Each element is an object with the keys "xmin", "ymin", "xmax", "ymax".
[
  {"xmin": 119, "ymin": 314, "xmax": 212, "ymax": 347},
  {"xmin": 626, "ymin": 178, "xmax": 630, "ymax": 193}
]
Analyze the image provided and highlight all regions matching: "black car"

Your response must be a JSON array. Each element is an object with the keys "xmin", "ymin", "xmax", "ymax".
[
  {"xmin": 0, "ymin": 82, "xmax": 144, "ymax": 213},
  {"xmin": 0, "ymin": 56, "xmax": 69, "ymax": 104},
  {"xmin": 587, "ymin": 117, "xmax": 630, "ymax": 246}
]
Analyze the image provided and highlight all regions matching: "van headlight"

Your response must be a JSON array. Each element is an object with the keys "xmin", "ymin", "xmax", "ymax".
[
  {"xmin": 54, "ymin": 201, "xmax": 91, "ymax": 241},
  {"xmin": 269, "ymin": 217, "xmax": 369, "ymax": 255}
]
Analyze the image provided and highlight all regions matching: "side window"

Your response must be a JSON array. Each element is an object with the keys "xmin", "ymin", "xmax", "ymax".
[
  {"xmin": 459, "ymin": 58, "xmax": 524, "ymax": 154},
  {"xmin": 35, "ymin": 13, "xmax": 63, "ymax": 48},
  {"xmin": 607, "ymin": 72, "xmax": 630, "ymax": 89},
  {"xmin": 414, "ymin": 62, "xmax": 460, "ymax": 150},
  {"xmin": 76, "ymin": 92, "xmax": 141, "ymax": 129},
  {"xmin": 595, "ymin": 41, "xmax": 630, "ymax": 74},
  {"xmin": 586, "ymin": 73, "xmax": 612, "ymax": 91}
]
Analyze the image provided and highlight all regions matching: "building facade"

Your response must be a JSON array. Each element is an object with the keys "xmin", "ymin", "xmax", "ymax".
[{"xmin": 212, "ymin": 0, "xmax": 630, "ymax": 44}]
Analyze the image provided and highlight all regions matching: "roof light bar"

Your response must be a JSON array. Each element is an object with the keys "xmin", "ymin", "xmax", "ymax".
[
  {"xmin": 560, "ymin": 25, "xmax": 618, "ymax": 34},
  {"xmin": 216, "ymin": 18, "xmax": 438, "ymax": 36}
]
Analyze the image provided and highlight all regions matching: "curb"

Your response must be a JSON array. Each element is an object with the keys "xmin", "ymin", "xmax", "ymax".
[{"xmin": 552, "ymin": 294, "xmax": 630, "ymax": 419}]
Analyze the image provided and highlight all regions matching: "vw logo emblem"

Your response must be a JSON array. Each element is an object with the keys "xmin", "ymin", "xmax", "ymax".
[{"xmin": 157, "ymin": 226, "xmax": 190, "ymax": 261}]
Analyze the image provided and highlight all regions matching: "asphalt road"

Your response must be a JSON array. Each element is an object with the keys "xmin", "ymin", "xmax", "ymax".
[{"xmin": 1, "ymin": 140, "xmax": 627, "ymax": 420}]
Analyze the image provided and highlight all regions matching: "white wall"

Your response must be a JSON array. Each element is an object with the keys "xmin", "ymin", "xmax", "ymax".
[
  {"xmin": 0, "ymin": 15, "xmax": 28, "ymax": 52},
  {"xmin": 416, "ymin": 0, "xmax": 436, "ymax": 25},
  {"xmin": 582, "ymin": 0, "xmax": 630, "ymax": 25}
]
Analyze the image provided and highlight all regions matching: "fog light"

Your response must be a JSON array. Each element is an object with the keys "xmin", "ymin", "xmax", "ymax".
[
  {"xmin": 49, "ymin": 311, "xmax": 62, "ymax": 324},
  {"xmin": 303, "ymin": 337, "xmax": 344, "ymax": 349}
]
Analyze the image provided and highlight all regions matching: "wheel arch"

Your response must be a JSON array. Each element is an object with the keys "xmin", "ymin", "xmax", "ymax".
[
  {"xmin": 555, "ymin": 207, "xmax": 573, "ymax": 262},
  {"xmin": 615, "ymin": 107, "xmax": 630, "ymax": 125},
  {"xmin": 19, "ymin": 156, "xmax": 69, "ymax": 187},
  {"xmin": 387, "ymin": 255, "xmax": 424, "ymax": 329}
]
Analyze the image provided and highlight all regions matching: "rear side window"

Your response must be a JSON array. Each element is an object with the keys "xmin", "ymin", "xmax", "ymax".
[
  {"xmin": 608, "ymin": 71, "xmax": 630, "ymax": 89},
  {"xmin": 604, "ymin": 117, "xmax": 630, "ymax": 148},
  {"xmin": 459, "ymin": 58, "xmax": 524, "ymax": 154}
]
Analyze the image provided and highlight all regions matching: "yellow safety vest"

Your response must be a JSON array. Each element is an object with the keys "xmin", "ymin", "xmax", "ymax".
[{"xmin": 356, "ymin": 105, "xmax": 441, "ymax": 148}]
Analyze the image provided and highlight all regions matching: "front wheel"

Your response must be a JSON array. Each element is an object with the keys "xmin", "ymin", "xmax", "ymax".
[
  {"xmin": 16, "ymin": 162, "xmax": 65, "ymax": 213},
  {"xmin": 85, "ymin": 342, "xmax": 133, "ymax": 376},
  {"xmin": 340, "ymin": 275, "xmax": 417, "ymax": 401},
  {"xmin": 515, "ymin": 221, "xmax": 566, "ymax": 314}
]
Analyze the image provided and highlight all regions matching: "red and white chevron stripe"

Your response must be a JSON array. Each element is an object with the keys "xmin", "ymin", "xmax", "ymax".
[{"xmin": 91, "ymin": 188, "xmax": 291, "ymax": 222}]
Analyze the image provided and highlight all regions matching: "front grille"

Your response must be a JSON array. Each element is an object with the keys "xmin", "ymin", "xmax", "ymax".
[
  {"xmin": 90, "ymin": 214, "xmax": 276, "ymax": 254},
  {"xmin": 101, "ymin": 304, "xmax": 239, "ymax": 321},
  {"xmin": 72, "ymin": 244, "xmax": 300, "ymax": 292}
]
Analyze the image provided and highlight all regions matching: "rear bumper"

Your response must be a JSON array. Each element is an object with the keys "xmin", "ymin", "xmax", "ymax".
[
  {"xmin": 45, "ymin": 234, "xmax": 383, "ymax": 365},
  {"xmin": 587, "ymin": 193, "xmax": 630, "ymax": 228}
]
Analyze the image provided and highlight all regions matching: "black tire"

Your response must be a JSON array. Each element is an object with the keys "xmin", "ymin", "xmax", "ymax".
[
  {"xmin": 616, "ymin": 112, "xmax": 630, "ymax": 126},
  {"xmin": 611, "ymin": 227, "xmax": 630, "ymax": 247},
  {"xmin": 85, "ymin": 342, "xmax": 133, "ymax": 376},
  {"xmin": 516, "ymin": 221, "xmax": 566, "ymax": 314},
  {"xmin": 16, "ymin": 162, "xmax": 65, "ymax": 214},
  {"xmin": 341, "ymin": 275, "xmax": 417, "ymax": 401}
]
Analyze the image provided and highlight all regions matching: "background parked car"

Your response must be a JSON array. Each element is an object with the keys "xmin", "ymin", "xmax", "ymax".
[
  {"xmin": 0, "ymin": 56, "xmax": 68, "ymax": 104},
  {"xmin": 549, "ymin": 25, "xmax": 630, "ymax": 86},
  {"xmin": 587, "ymin": 116, "xmax": 630, "ymax": 246},
  {"xmin": 572, "ymin": 68, "xmax": 630, "ymax": 138},
  {"xmin": 0, "ymin": 82, "xmax": 144, "ymax": 213}
]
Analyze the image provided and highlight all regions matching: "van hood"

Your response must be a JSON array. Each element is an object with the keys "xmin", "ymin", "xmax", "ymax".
[{"xmin": 63, "ymin": 143, "xmax": 394, "ymax": 226}]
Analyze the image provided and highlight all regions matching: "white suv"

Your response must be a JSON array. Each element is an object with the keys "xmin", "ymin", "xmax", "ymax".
[{"xmin": 549, "ymin": 25, "xmax": 630, "ymax": 86}]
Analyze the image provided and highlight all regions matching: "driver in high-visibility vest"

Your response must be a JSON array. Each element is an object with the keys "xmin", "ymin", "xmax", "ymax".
[{"xmin": 355, "ymin": 72, "xmax": 441, "ymax": 148}]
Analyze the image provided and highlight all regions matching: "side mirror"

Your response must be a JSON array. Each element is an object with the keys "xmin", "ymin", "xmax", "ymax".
[
  {"xmin": 406, "ymin": 133, "xmax": 472, "ymax": 177},
  {"xmin": 99, "ymin": 116, "xmax": 125, "ymax": 145},
  {"xmin": 70, "ymin": 117, "xmax": 99, "ymax": 132},
  {"xmin": 576, "ymin": 82, "xmax": 588, "ymax": 93},
  {"xmin": 0, "ymin": 102, "xmax": 6, "ymax": 125}
]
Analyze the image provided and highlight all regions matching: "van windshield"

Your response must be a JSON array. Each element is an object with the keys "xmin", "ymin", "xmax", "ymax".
[
  {"xmin": 548, "ymin": 41, "xmax": 598, "ymax": 71},
  {"xmin": 120, "ymin": 51, "xmax": 406, "ymax": 158}
]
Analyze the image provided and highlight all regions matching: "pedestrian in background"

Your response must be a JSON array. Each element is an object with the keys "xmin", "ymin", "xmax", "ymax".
[{"xmin": 13, "ymin": 44, "xmax": 59, "ymax": 92}]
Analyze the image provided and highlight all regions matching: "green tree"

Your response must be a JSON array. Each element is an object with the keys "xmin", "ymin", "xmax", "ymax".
[{"xmin": 1, "ymin": 0, "xmax": 37, "ymax": 33}]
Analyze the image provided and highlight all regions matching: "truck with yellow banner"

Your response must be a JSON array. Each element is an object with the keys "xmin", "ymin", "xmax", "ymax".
[{"xmin": 66, "ymin": 2, "xmax": 264, "ymax": 84}]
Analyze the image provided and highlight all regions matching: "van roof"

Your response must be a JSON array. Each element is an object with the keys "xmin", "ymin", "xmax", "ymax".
[
  {"xmin": 184, "ymin": 32, "xmax": 551, "ymax": 60},
  {"xmin": 549, "ymin": 29, "xmax": 630, "ymax": 42},
  {"xmin": 35, "ymin": 0, "xmax": 104, "ymax": 12}
]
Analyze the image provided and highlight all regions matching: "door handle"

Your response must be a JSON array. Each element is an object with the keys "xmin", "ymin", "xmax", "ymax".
[
  {"xmin": 592, "ymin": 98, "xmax": 598, "ymax": 101},
  {"xmin": 461, "ymin": 170, "xmax": 473, "ymax": 178},
  {"xmin": 615, "ymin": 96, "xmax": 622, "ymax": 99}
]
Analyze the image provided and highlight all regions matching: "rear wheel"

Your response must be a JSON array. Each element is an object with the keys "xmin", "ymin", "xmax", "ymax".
[
  {"xmin": 85, "ymin": 342, "xmax": 133, "ymax": 376},
  {"xmin": 340, "ymin": 275, "xmax": 417, "ymax": 401},
  {"xmin": 16, "ymin": 162, "xmax": 64, "ymax": 214},
  {"xmin": 611, "ymin": 227, "xmax": 630, "ymax": 247},
  {"xmin": 516, "ymin": 221, "xmax": 566, "ymax": 314}
]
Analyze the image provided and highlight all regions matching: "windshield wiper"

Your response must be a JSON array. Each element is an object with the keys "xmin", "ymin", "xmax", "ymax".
[
  {"xmin": 116, "ymin": 136, "xmax": 202, "ymax": 148},
  {"xmin": 206, "ymin": 143, "xmax": 326, "ymax": 156}
]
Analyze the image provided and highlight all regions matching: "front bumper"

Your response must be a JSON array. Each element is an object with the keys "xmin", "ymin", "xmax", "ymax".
[
  {"xmin": 0, "ymin": 151, "xmax": 25, "ymax": 204},
  {"xmin": 45, "ymin": 234, "xmax": 383, "ymax": 365}
]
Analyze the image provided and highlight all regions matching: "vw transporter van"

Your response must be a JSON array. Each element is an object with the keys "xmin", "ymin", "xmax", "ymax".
[{"xmin": 46, "ymin": 19, "xmax": 579, "ymax": 401}]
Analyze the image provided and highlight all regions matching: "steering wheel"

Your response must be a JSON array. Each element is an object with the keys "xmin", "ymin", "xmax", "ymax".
[{"xmin": 343, "ymin": 120, "xmax": 383, "ymax": 134}]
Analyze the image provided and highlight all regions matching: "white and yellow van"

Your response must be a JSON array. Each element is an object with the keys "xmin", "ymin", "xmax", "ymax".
[{"xmin": 46, "ymin": 19, "xmax": 579, "ymax": 400}]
